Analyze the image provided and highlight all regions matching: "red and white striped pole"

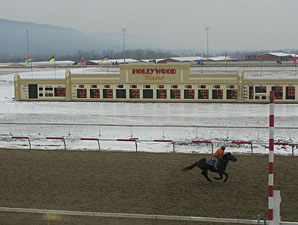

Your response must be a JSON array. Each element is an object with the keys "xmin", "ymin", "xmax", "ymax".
[{"xmin": 268, "ymin": 91, "xmax": 275, "ymax": 224}]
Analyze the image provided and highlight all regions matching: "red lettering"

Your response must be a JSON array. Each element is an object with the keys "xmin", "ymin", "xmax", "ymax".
[
  {"xmin": 155, "ymin": 69, "xmax": 161, "ymax": 74},
  {"xmin": 131, "ymin": 68, "xmax": 176, "ymax": 75}
]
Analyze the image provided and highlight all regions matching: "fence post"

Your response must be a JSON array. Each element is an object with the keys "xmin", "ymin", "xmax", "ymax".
[
  {"xmin": 135, "ymin": 140, "xmax": 138, "ymax": 153},
  {"xmin": 250, "ymin": 142, "xmax": 253, "ymax": 155},
  {"xmin": 97, "ymin": 139, "xmax": 101, "ymax": 151},
  {"xmin": 172, "ymin": 142, "xmax": 175, "ymax": 153},
  {"xmin": 62, "ymin": 138, "xmax": 66, "ymax": 150},
  {"xmin": 27, "ymin": 137, "xmax": 31, "ymax": 150}
]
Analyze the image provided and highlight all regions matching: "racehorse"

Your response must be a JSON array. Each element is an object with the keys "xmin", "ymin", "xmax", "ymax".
[{"xmin": 182, "ymin": 152, "xmax": 237, "ymax": 183}]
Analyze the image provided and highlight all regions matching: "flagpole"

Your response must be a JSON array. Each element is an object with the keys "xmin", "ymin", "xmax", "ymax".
[
  {"xmin": 295, "ymin": 55, "xmax": 297, "ymax": 77},
  {"xmin": 260, "ymin": 54, "xmax": 263, "ymax": 78},
  {"xmin": 54, "ymin": 60, "xmax": 56, "ymax": 79},
  {"xmin": 30, "ymin": 61, "xmax": 33, "ymax": 78},
  {"xmin": 82, "ymin": 56, "xmax": 84, "ymax": 75}
]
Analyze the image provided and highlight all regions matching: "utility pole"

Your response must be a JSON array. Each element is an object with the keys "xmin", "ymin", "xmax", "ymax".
[
  {"xmin": 25, "ymin": 29, "xmax": 29, "ymax": 59},
  {"xmin": 121, "ymin": 28, "xmax": 126, "ymax": 64},
  {"xmin": 205, "ymin": 27, "xmax": 211, "ymax": 65}
]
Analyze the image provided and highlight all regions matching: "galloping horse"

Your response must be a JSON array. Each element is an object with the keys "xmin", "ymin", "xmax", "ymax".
[{"xmin": 182, "ymin": 152, "xmax": 237, "ymax": 183}]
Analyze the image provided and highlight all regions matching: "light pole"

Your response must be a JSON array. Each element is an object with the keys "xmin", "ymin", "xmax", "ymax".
[
  {"xmin": 121, "ymin": 28, "xmax": 127, "ymax": 64},
  {"xmin": 205, "ymin": 26, "xmax": 211, "ymax": 65},
  {"xmin": 25, "ymin": 29, "xmax": 29, "ymax": 59}
]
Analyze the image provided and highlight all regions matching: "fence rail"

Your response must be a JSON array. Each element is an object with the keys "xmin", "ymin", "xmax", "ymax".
[
  {"xmin": 3, "ymin": 135, "xmax": 298, "ymax": 156},
  {"xmin": 0, "ymin": 207, "xmax": 297, "ymax": 224},
  {"xmin": 2, "ymin": 122, "xmax": 298, "ymax": 130}
]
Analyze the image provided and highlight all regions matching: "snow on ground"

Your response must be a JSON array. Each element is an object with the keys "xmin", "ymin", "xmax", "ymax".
[{"xmin": 1, "ymin": 66, "xmax": 298, "ymax": 155}]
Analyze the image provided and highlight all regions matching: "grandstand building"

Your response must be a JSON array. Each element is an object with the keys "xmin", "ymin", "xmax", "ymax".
[{"xmin": 14, "ymin": 64, "xmax": 298, "ymax": 103}]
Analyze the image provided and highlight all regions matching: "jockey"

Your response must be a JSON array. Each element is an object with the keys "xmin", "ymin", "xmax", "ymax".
[{"xmin": 213, "ymin": 146, "xmax": 225, "ymax": 169}]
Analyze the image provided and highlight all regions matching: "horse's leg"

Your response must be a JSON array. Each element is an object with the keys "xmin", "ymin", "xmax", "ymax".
[
  {"xmin": 201, "ymin": 169, "xmax": 212, "ymax": 182},
  {"xmin": 214, "ymin": 173, "xmax": 223, "ymax": 180},
  {"xmin": 223, "ymin": 172, "xmax": 229, "ymax": 183}
]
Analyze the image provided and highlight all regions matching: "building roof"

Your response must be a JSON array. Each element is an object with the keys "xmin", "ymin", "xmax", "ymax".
[
  {"xmin": 268, "ymin": 52, "xmax": 293, "ymax": 57},
  {"xmin": 88, "ymin": 58, "xmax": 140, "ymax": 64}
]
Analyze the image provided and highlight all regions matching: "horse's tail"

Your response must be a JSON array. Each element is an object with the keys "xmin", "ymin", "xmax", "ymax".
[{"xmin": 182, "ymin": 161, "xmax": 198, "ymax": 171}]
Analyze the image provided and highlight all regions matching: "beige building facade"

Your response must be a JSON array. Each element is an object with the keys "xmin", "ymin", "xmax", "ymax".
[{"xmin": 14, "ymin": 64, "xmax": 298, "ymax": 103}]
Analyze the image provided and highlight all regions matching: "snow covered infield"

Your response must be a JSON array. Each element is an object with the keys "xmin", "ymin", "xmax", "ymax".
[{"xmin": 1, "ymin": 66, "xmax": 298, "ymax": 155}]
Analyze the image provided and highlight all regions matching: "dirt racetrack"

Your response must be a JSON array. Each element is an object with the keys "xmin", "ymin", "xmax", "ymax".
[{"xmin": 0, "ymin": 148, "xmax": 297, "ymax": 225}]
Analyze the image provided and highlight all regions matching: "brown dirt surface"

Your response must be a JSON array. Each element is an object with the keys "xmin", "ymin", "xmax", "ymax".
[{"xmin": 0, "ymin": 149, "xmax": 297, "ymax": 225}]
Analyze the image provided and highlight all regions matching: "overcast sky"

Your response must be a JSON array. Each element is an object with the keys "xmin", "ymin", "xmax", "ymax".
[{"xmin": 1, "ymin": 0, "xmax": 297, "ymax": 52}]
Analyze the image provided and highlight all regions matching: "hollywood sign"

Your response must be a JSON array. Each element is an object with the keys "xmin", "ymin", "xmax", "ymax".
[{"xmin": 132, "ymin": 68, "xmax": 177, "ymax": 75}]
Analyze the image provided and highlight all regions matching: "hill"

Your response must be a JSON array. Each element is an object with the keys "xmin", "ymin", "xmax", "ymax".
[{"xmin": 0, "ymin": 18, "xmax": 169, "ymax": 57}]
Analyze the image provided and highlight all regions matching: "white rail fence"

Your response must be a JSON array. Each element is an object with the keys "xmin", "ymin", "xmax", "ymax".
[
  {"xmin": 2, "ymin": 135, "xmax": 298, "ymax": 156},
  {"xmin": 0, "ymin": 207, "xmax": 297, "ymax": 225}
]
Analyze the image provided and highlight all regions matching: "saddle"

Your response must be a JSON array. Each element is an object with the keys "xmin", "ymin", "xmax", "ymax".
[
  {"xmin": 207, "ymin": 158, "xmax": 216, "ymax": 167},
  {"xmin": 207, "ymin": 158, "xmax": 221, "ymax": 170}
]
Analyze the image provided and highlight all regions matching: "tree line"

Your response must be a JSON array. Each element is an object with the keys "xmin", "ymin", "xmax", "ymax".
[
  {"xmin": 1, "ymin": 48, "xmax": 297, "ymax": 63},
  {"xmin": 0, "ymin": 49, "xmax": 179, "ymax": 63}
]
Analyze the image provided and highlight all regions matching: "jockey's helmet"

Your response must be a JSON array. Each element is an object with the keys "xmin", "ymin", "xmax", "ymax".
[{"xmin": 221, "ymin": 146, "xmax": 226, "ymax": 151}]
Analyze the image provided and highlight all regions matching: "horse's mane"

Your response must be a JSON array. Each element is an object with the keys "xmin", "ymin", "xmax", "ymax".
[{"xmin": 223, "ymin": 152, "xmax": 232, "ymax": 159}]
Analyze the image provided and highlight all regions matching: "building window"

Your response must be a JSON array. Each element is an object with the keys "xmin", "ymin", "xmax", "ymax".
[
  {"xmin": 212, "ymin": 89, "xmax": 223, "ymax": 99},
  {"xmin": 131, "ymin": 85, "xmax": 137, "ymax": 88},
  {"xmin": 103, "ymin": 89, "xmax": 113, "ymax": 98},
  {"xmin": 144, "ymin": 85, "xmax": 151, "ymax": 88},
  {"xmin": 90, "ymin": 89, "xmax": 100, "ymax": 98},
  {"xmin": 117, "ymin": 85, "xmax": 124, "ymax": 88},
  {"xmin": 130, "ymin": 89, "xmax": 140, "ymax": 99},
  {"xmin": 54, "ymin": 87, "xmax": 66, "ymax": 97},
  {"xmin": 157, "ymin": 89, "xmax": 167, "ymax": 99},
  {"xmin": 143, "ymin": 89, "xmax": 153, "ymax": 98},
  {"xmin": 184, "ymin": 89, "xmax": 195, "ymax": 99},
  {"xmin": 227, "ymin": 90, "xmax": 237, "ymax": 99},
  {"xmin": 255, "ymin": 86, "xmax": 266, "ymax": 93},
  {"xmin": 198, "ymin": 90, "xmax": 209, "ymax": 99},
  {"xmin": 249, "ymin": 86, "xmax": 254, "ymax": 99},
  {"xmin": 272, "ymin": 86, "xmax": 283, "ymax": 99},
  {"xmin": 170, "ymin": 89, "xmax": 181, "ymax": 99},
  {"xmin": 77, "ymin": 89, "xmax": 87, "ymax": 98},
  {"xmin": 286, "ymin": 86, "xmax": 295, "ymax": 99},
  {"xmin": 171, "ymin": 85, "xmax": 178, "ymax": 89},
  {"xmin": 116, "ymin": 89, "xmax": 126, "ymax": 98}
]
